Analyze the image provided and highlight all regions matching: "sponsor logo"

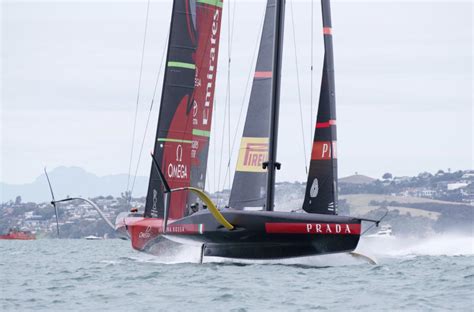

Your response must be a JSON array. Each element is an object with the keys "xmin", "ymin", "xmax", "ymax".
[
  {"xmin": 305, "ymin": 223, "xmax": 351, "ymax": 234},
  {"xmin": 166, "ymin": 224, "xmax": 204, "ymax": 234},
  {"xmin": 236, "ymin": 137, "xmax": 269, "ymax": 173},
  {"xmin": 167, "ymin": 163, "xmax": 188, "ymax": 179},
  {"xmin": 151, "ymin": 189, "xmax": 158, "ymax": 216},
  {"xmin": 166, "ymin": 225, "xmax": 188, "ymax": 233},
  {"xmin": 311, "ymin": 141, "xmax": 337, "ymax": 160},
  {"xmin": 202, "ymin": 9, "xmax": 220, "ymax": 126},
  {"xmin": 192, "ymin": 100, "xmax": 198, "ymax": 126},
  {"xmin": 138, "ymin": 225, "xmax": 153, "ymax": 239},
  {"xmin": 265, "ymin": 223, "xmax": 360, "ymax": 235},
  {"xmin": 176, "ymin": 144, "xmax": 183, "ymax": 162},
  {"xmin": 167, "ymin": 144, "xmax": 188, "ymax": 179}
]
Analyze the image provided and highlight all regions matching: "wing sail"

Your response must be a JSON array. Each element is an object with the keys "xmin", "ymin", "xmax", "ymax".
[{"xmin": 145, "ymin": 0, "xmax": 224, "ymax": 218}]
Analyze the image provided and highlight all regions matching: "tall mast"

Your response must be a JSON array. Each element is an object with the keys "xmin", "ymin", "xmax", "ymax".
[
  {"xmin": 265, "ymin": 0, "xmax": 285, "ymax": 211},
  {"xmin": 302, "ymin": 0, "xmax": 338, "ymax": 215}
]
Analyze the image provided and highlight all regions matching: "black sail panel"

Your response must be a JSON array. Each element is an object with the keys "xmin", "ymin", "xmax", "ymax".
[
  {"xmin": 229, "ymin": 0, "xmax": 277, "ymax": 209},
  {"xmin": 145, "ymin": 0, "xmax": 224, "ymax": 219},
  {"xmin": 303, "ymin": 0, "xmax": 338, "ymax": 215}
]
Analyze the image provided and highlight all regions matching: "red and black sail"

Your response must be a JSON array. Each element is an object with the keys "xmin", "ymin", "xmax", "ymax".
[
  {"xmin": 229, "ymin": 0, "xmax": 277, "ymax": 209},
  {"xmin": 145, "ymin": 0, "xmax": 224, "ymax": 219},
  {"xmin": 303, "ymin": 0, "xmax": 338, "ymax": 215}
]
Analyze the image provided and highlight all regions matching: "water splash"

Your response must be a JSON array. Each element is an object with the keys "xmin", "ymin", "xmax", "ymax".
[{"xmin": 357, "ymin": 233, "xmax": 474, "ymax": 258}]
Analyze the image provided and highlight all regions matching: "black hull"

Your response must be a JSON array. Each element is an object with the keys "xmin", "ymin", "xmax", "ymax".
[
  {"xmin": 203, "ymin": 238, "xmax": 359, "ymax": 259},
  {"xmin": 128, "ymin": 210, "xmax": 361, "ymax": 260}
]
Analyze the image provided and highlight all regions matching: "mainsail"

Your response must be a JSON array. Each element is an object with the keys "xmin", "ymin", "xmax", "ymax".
[
  {"xmin": 144, "ymin": 0, "xmax": 224, "ymax": 219},
  {"xmin": 228, "ymin": 0, "xmax": 277, "ymax": 209},
  {"xmin": 303, "ymin": 0, "xmax": 338, "ymax": 215}
]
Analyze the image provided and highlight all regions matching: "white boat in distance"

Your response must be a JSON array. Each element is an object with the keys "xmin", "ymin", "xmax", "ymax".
[
  {"xmin": 366, "ymin": 225, "xmax": 395, "ymax": 239},
  {"xmin": 84, "ymin": 235, "xmax": 103, "ymax": 240}
]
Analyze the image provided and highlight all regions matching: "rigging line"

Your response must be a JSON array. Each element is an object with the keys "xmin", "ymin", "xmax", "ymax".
[
  {"xmin": 150, "ymin": 31, "xmax": 170, "ymax": 106},
  {"xmin": 213, "ymin": 98, "xmax": 217, "ymax": 194},
  {"xmin": 216, "ymin": 1, "xmax": 237, "ymax": 195},
  {"xmin": 227, "ymin": 0, "xmax": 232, "ymax": 191},
  {"xmin": 208, "ymin": 97, "xmax": 219, "ymax": 194},
  {"xmin": 229, "ymin": 0, "xmax": 237, "ymax": 51},
  {"xmin": 227, "ymin": 79, "xmax": 231, "ymax": 190},
  {"xmin": 130, "ymin": 30, "xmax": 169, "ymax": 195},
  {"xmin": 126, "ymin": 0, "xmax": 152, "ymax": 197},
  {"xmin": 310, "ymin": 0, "xmax": 314, "ymax": 147},
  {"xmin": 216, "ymin": 0, "xmax": 235, "ymax": 195},
  {"xmin": 290, "ymin": 0, "xmax": 308, "ymax": 174},
  {"xmin": 217, "ymin": 62, "xmax": 229, "ymax": 195},
  {"xmin": 216, "ymin": 97, "xmax": 228, "ymax": 200},
  {"xmin": 205, "ymin": 101, "xmax": 217, "ymax": 194},
  {"xmin": 219, "ymin": 2, "xmax": 266, "ymax": 193},
  {"xmin": 214, "ymin": 1, "xmax": 235, "ymax": 195}
]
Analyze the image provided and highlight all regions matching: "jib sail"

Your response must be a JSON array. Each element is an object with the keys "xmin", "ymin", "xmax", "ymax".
[
  {"xmin": 303, "ymin": 0, "xmax": 338, "ymax": 215},
  {"xmin": 144, "ymin": 0, "xmax": 224, "ymax": 219},
  {"xmin": 229, "ymin": 0, "xmax": 277, "ymax": 209}
]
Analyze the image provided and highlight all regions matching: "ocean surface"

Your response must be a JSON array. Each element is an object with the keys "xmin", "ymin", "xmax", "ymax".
[{"xmin": 1, "ymin": 236, "xmax": 473, "ymax": 311}]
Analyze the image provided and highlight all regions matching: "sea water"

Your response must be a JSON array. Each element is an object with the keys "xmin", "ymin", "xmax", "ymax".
[{"xmin": 1, "ymin": 236, "xmax": 473, "ymax": 311}]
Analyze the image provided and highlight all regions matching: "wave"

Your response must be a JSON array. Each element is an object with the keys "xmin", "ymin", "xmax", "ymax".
[
  {"xmin": 122, "ymin": 233, "xmax": 473, "ymax": 266},
  {"xmin": 356, "ymin": 233, "xmax": 474, "ymax": 258}
]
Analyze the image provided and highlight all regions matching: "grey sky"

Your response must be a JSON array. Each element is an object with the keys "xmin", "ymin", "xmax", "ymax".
[{"xmin": 1, "ymin": 0, "xmax": 473, "ymax": 192}]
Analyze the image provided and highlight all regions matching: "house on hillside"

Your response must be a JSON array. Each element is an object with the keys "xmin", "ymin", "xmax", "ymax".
[
  {"xmin": 393, "ymin": 176, "xmax": 411, "ymax": 184},
  {"xmin": 447, "ymin": 182, "xmax": 469, "ymax": 191},
  {"xmin": 460, "ymin": 183, "xmax": 474, "ymax": 205}
]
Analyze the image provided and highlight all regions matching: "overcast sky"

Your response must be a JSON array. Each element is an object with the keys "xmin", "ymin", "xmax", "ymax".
[{"xmin": 1, "ymin": 0, "xmax": 473, "ymax": 192}]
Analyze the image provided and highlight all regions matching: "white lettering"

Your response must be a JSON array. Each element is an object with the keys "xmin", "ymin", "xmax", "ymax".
[
  {"xmin": 203, "ymin": 109, "xmax": 209, "ymax": 125},
  {"xmin": 326, "ymin": 224, "xmax": 332, "ymax": 233},
  {"xmin": 316, "ymin": 224, "xmax": 322, "ymax": 233},
  {"xmin": 345, "ymin": 224, "xmax": 351, "ymax": 234},
  {"xmin": 322, "ymin": 143, "xmax": 329, "ymax": 158},
  {"xmin": 332, "ymin": 141, "xmax": 337, "ymax": 158},
  {"xmin": 210, "ymin": 47, "xmax": 216, "ymax": 63},
  {"xmin": 139, "ymin": 226, "xmax": 152, "ymax": 239},
  {"xmin": 304, "ymin": 223, "xmax": 354, "ymax": 235},
  {"xmin": 205, "ymin": 82, "xmax": 213, "ymax": 108},
  {"xmin": 167, "ymin": 163, "xmax": 188, "ymax": 179},
  {"xmin": 203, "ymin": 9, "xmax": 220, "ymax": 124},
  {"xmin": 176, "ymin": 145, "xmax": 183, "ymax": 162},
  {"xmin": 212, "ymin": 11, "xmax": 219, "ymax": 35}
]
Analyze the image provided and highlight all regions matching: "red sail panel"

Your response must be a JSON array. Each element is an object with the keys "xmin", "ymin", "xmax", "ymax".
[
  {"xmin": 311, "ymin": 141, "xmax": 337, "ymax": 160},
  {"xmin": 145, "ymin": 0, "xmax": 224, "ymax": 219},
  {"xmin": 188, "ymin": 0, "xmax": 223, "ymax": 211}
]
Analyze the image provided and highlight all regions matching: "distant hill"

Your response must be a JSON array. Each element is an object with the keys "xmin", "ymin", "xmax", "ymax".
[
  {"xmin": 0, "ymin": 166, "xmax": 148, "ymax": 203},
  {"xmin": 339, "ymin": 174, "xmax": 375, "ymax": 185}
]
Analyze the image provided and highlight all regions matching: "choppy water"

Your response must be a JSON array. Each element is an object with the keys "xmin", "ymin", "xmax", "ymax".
[{"xmin": 1, "ymin": 236, "xmax": 473, "ymax": 311}]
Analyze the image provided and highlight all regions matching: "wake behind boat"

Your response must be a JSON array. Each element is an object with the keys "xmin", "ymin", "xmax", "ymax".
[{"xmin": 84, "ymin": 235, "xmax": 104, "ymax": 240}]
